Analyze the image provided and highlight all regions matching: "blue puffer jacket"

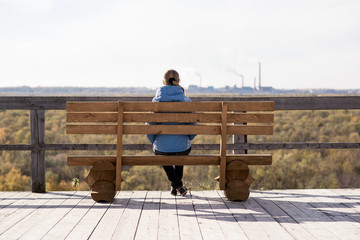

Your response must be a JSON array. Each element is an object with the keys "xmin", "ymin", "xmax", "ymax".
[{"xmin": 147, "ymin": 86, "xmax": 196, "ymax": 152}]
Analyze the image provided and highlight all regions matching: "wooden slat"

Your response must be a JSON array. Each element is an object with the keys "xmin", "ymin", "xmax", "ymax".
[
  {"xmin": 134, "ymin": 191, "xmax": 161, "ymax": 240},
  {"xmin": 68, "ymin": 124, "xmax": 211, "ymax": 135},
  {"xmin": 123, "ymin": 124, "xmax": 221, "ymax": 135},
  {"xmin": 203, "ymin": 191, "xmax": 249, "ymax": 240},
  {"xmin": 288, "ymin": 189, "xmax": 360, "ymax": 239},
  {"xmin": 66, "ymin": 112, "xmax": 274, "ymax": 124},
  {"xmin": 0, "ymin": 192, "xmax": 74, "ymax": 239},
  {"xmin": 244, "ymin": 195, "xmax": 295, "ymax": 239},
  {"xmin": 126, "ymin": 125, "xmax": 273, "ymax": 135},
  {"xmin": 88, "ymin": 191, "xmax": 132, "ymax": 240},
  {"xmin": 124, "ymin": 112, "xmax": 274, "ymax": 123},
  {"xmin": 18, "ymin": 192, "xmax": 88, "ymax": 240},
  {"xmin": 66, "ymin": 124, "xmax": 273, "ymax": 135},
  {"xmin": 158, "ymin": 191, "xmax": 182, "ymax": 240},
  {"xmin": 252, "ymin": 192, "xmax": 316, "ymax": 240},
  {"xmin": 67, "ymin": 112, "xmax": 117, "ymax": 122},
  {"xmin": 266, "ymin": 191, "xmax": 347, "ymax": 239},
  {"xmin": 111, "ymin": 191, "xmax": 147, "ymax": 239},
  {"xmin": 67, "ymin": 102, "xmax": 118, "ymax": 112},
  {"xmin": 226, "ymin": 101, "xmax": 274, "ymax": 111},
  {"xmin": 0, "ymin": 193, "xmax": 54, "ymax": 235},
  {"xmin": 68, "ymin": 156, "xmax": 116, "ymax": 166},
  {"xmin": 0, "ymin": 192, "xmax": 31, "ymax": 213},
  {"xmin": 66, "ymin": 124, "xmax": 117, "ymax": 134},
  {"xmin": 124, "ymin": 112, "xmax": 220, "ymax": 123},
  {"xmin": 42, "ymin": 193, "xmax": 95, "ymax": 240},
  {"xmin": 191, "ymin": 192, "xmax": 226, "ymax": 239},
  {"xmin": 123, "ymin": 102, "xmax": 222, "ymax": 112},
  {"xmin": 66, "ymin": 200, "xmax": 112, "ymax": 239},
  {"xmin": 218, "ymin": 191, "xmax": 273, "ymax": 240},
  {"xmin": 228, "ymin": 113, "xmax": 274, "ymax": 123},
  {"xmin": 176, "ymin": 193, "xmax": 203, "ymax": 240},
  {"xmin": 124, "ymin": 154, "xmax": 272, "ymax": 165},
  {"xmin": 123, "ymin": 155, "xmax": 220, "ymax": 165},
  {"xmin": 67, "ymin": 154, "xmax": 272, "ymax": 166}
]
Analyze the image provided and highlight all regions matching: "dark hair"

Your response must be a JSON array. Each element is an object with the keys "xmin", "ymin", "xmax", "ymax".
[
  {"xmin": 163, "ymin": 69, "xmax": 185, "ymax": 94},
  {"xmin": 164, "ymin": 70, "xmax": 179, "ymax": 85},
  {"xmin": 168, "ymin": 78, "xmax": 176, "ymax": 85}
]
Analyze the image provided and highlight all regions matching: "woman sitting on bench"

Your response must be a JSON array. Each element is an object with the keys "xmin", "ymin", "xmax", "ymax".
[{"xmin": 147, "ymin": 69, "xmax": 196, "ymax": 196}]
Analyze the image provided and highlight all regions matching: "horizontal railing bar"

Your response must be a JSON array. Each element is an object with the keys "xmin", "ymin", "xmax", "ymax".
[
  {"xmin": 243, "ymin": 143, "xmax": 360, "ymax": 150},
  {"xmin": 1, "ymin": 96, "xmax": 360, "ymax": 110},
  {"xmin": 1, "ymin": 142, "xmax": 359, "ymax": 151},
  {"xmin": 0, "ymin": 144, "xmax": 33, "ymax": 150}
]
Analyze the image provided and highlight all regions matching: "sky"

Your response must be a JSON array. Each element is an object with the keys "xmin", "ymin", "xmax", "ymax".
[{"xmin": 0, "ymin": 0, "xmax": 359, "ymax": 90}]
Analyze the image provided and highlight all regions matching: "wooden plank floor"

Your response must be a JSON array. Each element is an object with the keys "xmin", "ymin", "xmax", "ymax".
[{"xmin": 0, "ymin": 189, "xmax": 359, "ymax": 240}]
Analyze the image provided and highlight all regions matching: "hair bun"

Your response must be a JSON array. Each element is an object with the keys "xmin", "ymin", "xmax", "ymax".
[{"xmin": 169, "ymin": 78, "xmax": 176, "ymax": 84}]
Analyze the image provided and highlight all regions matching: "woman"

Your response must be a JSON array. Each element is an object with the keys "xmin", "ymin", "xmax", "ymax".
[{"xmin": 147, "ymin": 69, "xmax": 196, "ymax": 196}]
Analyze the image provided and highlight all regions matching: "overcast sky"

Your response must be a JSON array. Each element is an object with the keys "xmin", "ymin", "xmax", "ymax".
[{"xmin": 0, "ymin": 0, "xmax": 359, "ymax": 89}]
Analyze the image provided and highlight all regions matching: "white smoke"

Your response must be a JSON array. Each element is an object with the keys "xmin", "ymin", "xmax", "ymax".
[
  {"xmin": 181, "ymin": 68, "xmax": 202, "ymax": 88},
  {"xmin": 228, "ymin": 68, "xmax": 244, "ymax": 87}
]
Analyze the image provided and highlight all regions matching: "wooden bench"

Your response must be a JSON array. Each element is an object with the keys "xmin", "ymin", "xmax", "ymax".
[{"xmin": 66, "ymin": 101, "xmax": 274, "ymax": 202}]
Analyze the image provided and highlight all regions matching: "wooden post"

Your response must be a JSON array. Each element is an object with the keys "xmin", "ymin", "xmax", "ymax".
[
  {"xmin": 219, "ymin": 102, "xmax": 228, "ymax": 190},
  {"xmin": 232, "ymin": 111, "xmax": 248, "ymax": 154},
  {"xmin": 116, "ymin": 101, "xmax": 124, "ymax": 191},
  {"xmin": 30, "ymin": 109, "xmax": 46, "ymax": 193}
]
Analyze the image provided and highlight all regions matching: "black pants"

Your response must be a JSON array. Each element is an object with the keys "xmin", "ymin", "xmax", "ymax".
[{"xmin": 154, "ymin": 148, "xmax": 191, "ymax": 189}]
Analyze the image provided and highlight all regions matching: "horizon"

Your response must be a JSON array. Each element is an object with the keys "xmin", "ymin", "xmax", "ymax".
[
  {"xmin": 0, "ymin": 85, "xmax": 359, "ymax": 91},
  {"xmin": 1, "ymin": 0, "xmax": 360, "ymax": 89}
]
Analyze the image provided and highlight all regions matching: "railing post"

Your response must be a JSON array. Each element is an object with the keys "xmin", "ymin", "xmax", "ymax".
[
  {"xmin": 30, "ymin": 109, "xmax": 46, "ymax": 193},
  {"xmin": 233, "ymin": 134, "xmax": 247, "ymax": 154},
  {"xmin": 233, "ymin": 111, "xmax": 247, "ymax": 154}
]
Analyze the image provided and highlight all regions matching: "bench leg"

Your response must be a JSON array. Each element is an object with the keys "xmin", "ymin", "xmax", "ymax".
[
  {"xmin": 115, "ymin": 156, "xmax": 122, "ymax": 191},
  {"xmin": 84, "ymin": 160, "xmax": 116, "ymax": 202},
  {"xmin": 224, "ymin": 160, "xmax": 254, "ymax": 201}
]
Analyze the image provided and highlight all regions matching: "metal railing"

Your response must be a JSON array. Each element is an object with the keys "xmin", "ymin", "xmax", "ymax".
[{"xmin": 1, "ymin": 96, "xmax": 360, "ymax": 192}]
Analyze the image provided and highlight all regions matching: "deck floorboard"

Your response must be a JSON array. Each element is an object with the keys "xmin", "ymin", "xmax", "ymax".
[{"xmin": 0, "ymin": 189, "xmax": 359, "ymax": 240}]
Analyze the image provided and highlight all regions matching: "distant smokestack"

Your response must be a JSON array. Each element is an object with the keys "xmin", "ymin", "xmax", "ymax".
[
  {"xmin": 194, "ymin": 72, "xmax": 202, "ymax": 89},
  {"xmin": 258, "ymin": 62, "xmax": 261, "ymax": 91},
  {"xmin": 254, "ymin": 77, "xmax": 257, "ymax": 91}
]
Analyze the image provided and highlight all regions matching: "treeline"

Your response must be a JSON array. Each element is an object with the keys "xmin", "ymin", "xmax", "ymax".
[
  {"xmin": 0, "ymin": 86, "xmax": 154, "ymax": 96},
  {"xmin": 0, "ymin": 109, "xmax": 359, "ymax": 191}
]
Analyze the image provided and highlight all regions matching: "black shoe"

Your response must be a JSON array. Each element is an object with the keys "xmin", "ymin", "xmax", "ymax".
[
  {"xmin": 177, "ymin": 186, "xmax": 188, "ymax": 196},
  {"xmin": 170, "ymin": 187, "xmax": 177, "ymax": 196}
]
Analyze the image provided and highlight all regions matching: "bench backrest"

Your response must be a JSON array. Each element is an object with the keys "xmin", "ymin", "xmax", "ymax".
[{"xmin": 66, "ymin": 101, "xmax": 274, "ymax": 190}]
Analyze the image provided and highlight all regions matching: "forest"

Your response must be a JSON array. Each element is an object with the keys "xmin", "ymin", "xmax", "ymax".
[{"xmin": 0, "ymin": 108, "xmax": 360, "ymax": 191}]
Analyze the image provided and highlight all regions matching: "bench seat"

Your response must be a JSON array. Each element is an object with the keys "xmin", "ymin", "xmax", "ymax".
[{"xmin": 68, "ymin": 154, "xmax": 272, "ymax": 166}]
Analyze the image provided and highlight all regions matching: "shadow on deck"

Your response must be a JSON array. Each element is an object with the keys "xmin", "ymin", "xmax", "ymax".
[{"xmin": 0, "ymin": 189, "xmax": 360, "ymax": 240}]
